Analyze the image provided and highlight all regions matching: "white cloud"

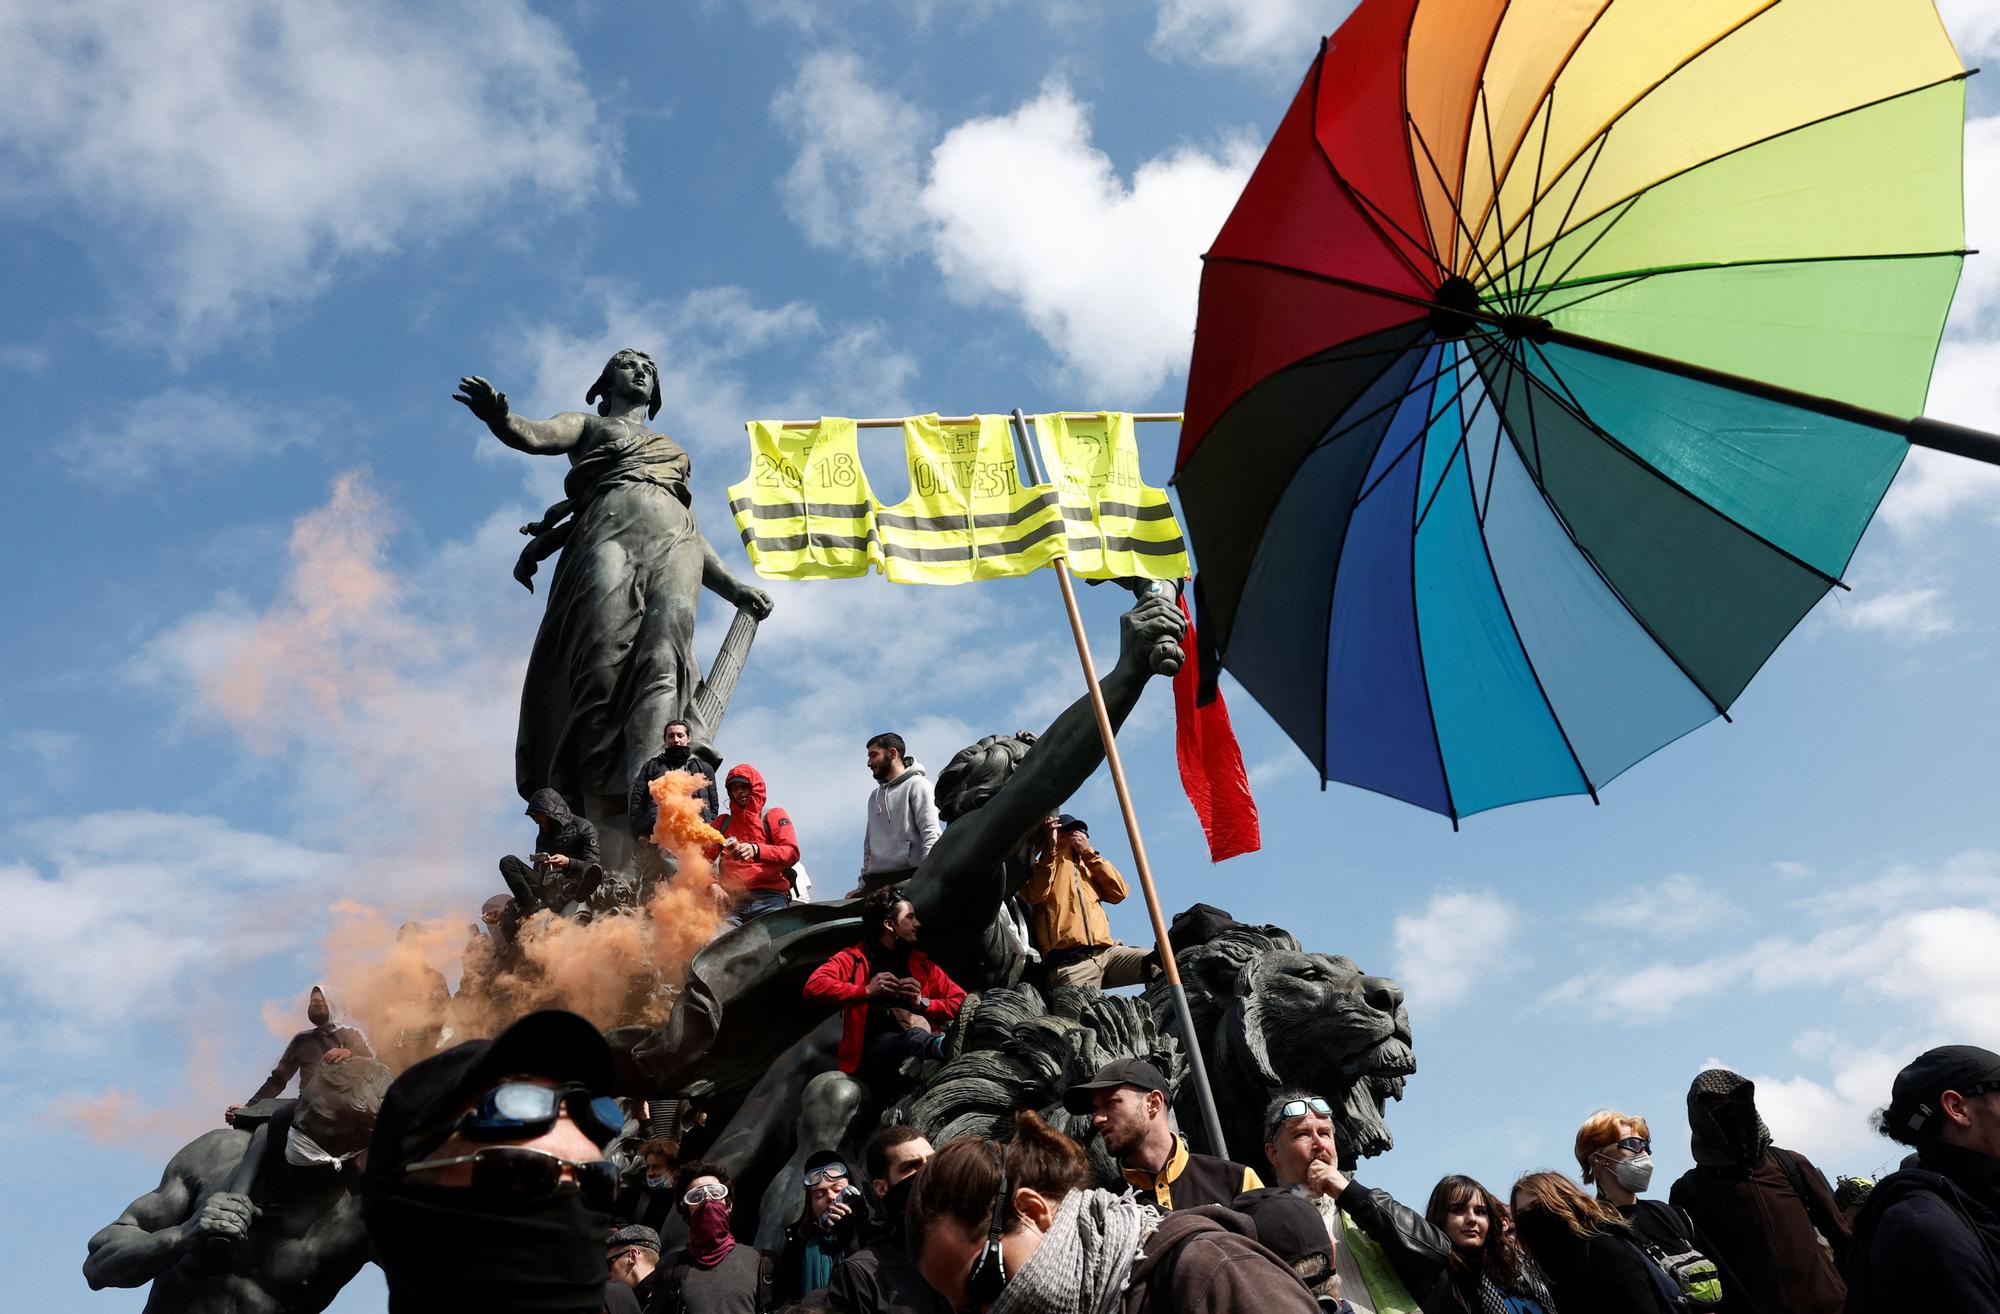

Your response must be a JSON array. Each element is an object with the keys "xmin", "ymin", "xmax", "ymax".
[
  {"xmin": 0, "ymin": 0, "xmax": 613, "ymax": 352},
  {"xmin": 772, "ymin": 50, "xmax": 932, "ymax": 265},
  {"xmin": 1725, "ymin": 1040, "xmax": 1911, "ymax": 1173},
  {"xmin": 1940, "ymin": 0, "xmax": 2000, "ymax": 59},
  {"xmin": 64, "ymin": 387, "xmax": 310, "ymax": 486},
  {"xmin": 1585, "ymin": 874, "xmax": 1737, "ymax": 936},
  {"xmin": 921, "ymin": 83, "xmax": 1259, "ymax": 397},
  {"xmin": 1150, "ymin": 0, "xmax": 1354, "ymax": 67},
  {"xmin": 1392, "ymin": 888, "xmax": 1522, "ymax": 1009},
  {"xmin": 1828, "ymin": 585, "xmax": 1958, "ymax": 641}
]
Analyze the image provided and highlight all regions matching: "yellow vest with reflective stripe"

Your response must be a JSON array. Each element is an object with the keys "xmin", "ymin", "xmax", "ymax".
[
  {"xmin": 1033, "ymin": 412, "xmax": 1189, "ymax": 580},
  {"xmin": 877, "ymin": 414, "xmax": 1064, "ymax": 585},
  {"xmin": 728, "ymin": 418, "xmax": 880, "ymax": 579}
]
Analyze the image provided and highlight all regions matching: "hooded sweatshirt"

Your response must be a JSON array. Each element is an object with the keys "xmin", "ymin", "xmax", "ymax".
[
  {"xmin": 1669, "ymin": 1068, "xmax": 1849, "ymax": 1314},
  {"xmin": 249, "ymin": 987, "xmax": 374, "ymax": 1101},
  {"xmin": 861, "ymin": 762, "xmax": 941, "ymax": 878},
  {"xmin": 525, "ymin": 787, "xmax": 602, "ymax": 867},
  {"xmin": 1844, "ymin": 1140, "xmax": 2000, "ymax": 1314},
  {"xmin": 711, "ymin": 763, "xmax": 801, "ymax": 894}
]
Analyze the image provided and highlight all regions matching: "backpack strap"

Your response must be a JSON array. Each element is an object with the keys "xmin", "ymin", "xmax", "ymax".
[
  {"xmin": 1771, "ymin": 1148, "xmax": 1837, "ymax": 1240},
  {"xmin": 756, "ymin": 1250, "xmax": 777, "ymax": 1312}
]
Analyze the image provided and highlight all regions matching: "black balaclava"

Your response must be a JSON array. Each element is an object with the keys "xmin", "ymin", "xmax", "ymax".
[
  {"xmin": 365, "ymin": 1181, "xmax": 611, "ymax": 1314},
  {"xmin": 1688, "ymin": 1068, "xmax": 1773, "ymax": 1168},
  {"xmin": 879, "ymin": 1173, "xmax": 919, "ymax": 1250}
]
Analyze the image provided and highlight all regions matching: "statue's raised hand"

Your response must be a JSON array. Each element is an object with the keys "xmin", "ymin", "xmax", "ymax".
[
  {"xmin": 734, "ymin": 582, "xmax": 774, "ymax": 621},
  {"xmin": 453, "ymin": 375, "xmax": 509, "ymax": 425},
  {"xmin": 1116, "ymin": 592, "xmax": 1187, "ymax": 679}
]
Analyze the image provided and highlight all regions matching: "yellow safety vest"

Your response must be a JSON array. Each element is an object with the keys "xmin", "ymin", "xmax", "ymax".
[
  {"xmin": 877, "ymin": 414, "xmax": 1065, "ymax": 585},
  {"xmin": 1033, "ymin": 412, "xmax": 1189, "ymax": 580},
  {"xmin": 727, "ymin": 418, "xmax": 880, "ymax": 580}
]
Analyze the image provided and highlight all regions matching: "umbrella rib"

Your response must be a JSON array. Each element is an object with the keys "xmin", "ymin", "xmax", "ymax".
[
  {"xmin": 1447, "ymin": 0, "xmax": 1518, "ymax": 278},
  {"xmin": 1507, "ymin": 71, "xmax": 1977, "ymax": 295},
  {"xmin": 1477, "ymin": 326, "xmax": 1514, "ymax": 524},
  {"xmin": 1477, "ymin": 81, "xmax": 1516, "ymax": 306},
  {"xmin": 1415, "ymin": 382, "xmax": 1494, "ymax": 532},
  {"xmin": 1402, "ymin": 407, "xmax": 1460, "ymax": 830},
  {"xmin": 1352, "ymin": 356, "xmax": 1487, "ymax": 511},
  {"xmin": 1453, "ymin": 361, "xmax": 1600, "ymax": 803},
  {"xmin": 1527, "ymin": 248, "xmax": 1972, "ymax": 319},
  {"xmin": 1475, "ymin": 0, "xmax": 1786, "ymax": 270},
  {"xmin": 1309, "ymin": 53, "xmax": 1444, "ymax": 290},
  {"xmin": 1407, "ymin": 111, "xmax": 1512, "ymax": 295},
  {"xmin": 1469, "ymin": 338, "xmax": 1733, "ymax": 719},
  {"xmin": 1504, "ymin": 88, "xmax": 1558, "ymax": 314},
  {"xmin": 1517, "ymin": 193, "xmax": 1645, "ymax": 313},
  {"xmin": 1521, "ymin": 337, "xmax": 1846, "ymax": 591},
  {"xmin": 1516, "ymin": 133, "xmax": 1616, "ymax": 303}
]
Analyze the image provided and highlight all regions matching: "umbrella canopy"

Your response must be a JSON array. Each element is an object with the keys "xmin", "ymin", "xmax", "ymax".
[{"xmin": 1175, "ymin": 0, "xmax": 1971, "ymax": 821}]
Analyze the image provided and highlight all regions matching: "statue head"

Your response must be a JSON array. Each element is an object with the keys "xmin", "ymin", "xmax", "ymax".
[
  {"xmin": 935, "ymin": 731, "xmax": 1038, "ymax": 823},
  {"xmin": 586, "ymin": 348, "xmax": 662, "ymax": 420},
  {"xmin": 297, "ymin": 1055, "xmax": 392, "ymax": 1159}
]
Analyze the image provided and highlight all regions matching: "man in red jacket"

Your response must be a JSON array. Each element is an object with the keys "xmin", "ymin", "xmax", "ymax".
[
  {"xmin": 804, "ymin": 887, "xmax": 964, "ymax": 1091},
  {"xmin": 708, "ymin": 762, "xmax": 801, "ymax": 924}
]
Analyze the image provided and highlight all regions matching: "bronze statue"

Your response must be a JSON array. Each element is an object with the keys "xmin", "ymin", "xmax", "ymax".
[
  {"xmin": 84, "ymin": 1057, "xmax": 391, "ymax": 1314},
  {"xmin": 454, "ymin": 350, "xmax": 773, "ymax": 828}
]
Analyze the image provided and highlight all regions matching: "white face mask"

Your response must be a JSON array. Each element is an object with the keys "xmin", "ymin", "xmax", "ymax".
[
  {"xmin": 1612, "ymin": 1153, "xmax": 1655, "ymax": 1193},
  {"xmin": 285, "ymin": 1125, "xmax": 362, "ymax": 1171},
  {"xmin": 645, "ymin": 1174, "xmax": 671, "ymax": 1191}
]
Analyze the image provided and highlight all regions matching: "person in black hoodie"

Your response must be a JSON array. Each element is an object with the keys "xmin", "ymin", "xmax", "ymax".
[
  {"xmin": 1845, "ymin": 1044, "xmax": 2000, "ymax": 1314},
  {"xmin": 827, "ymin": 1126, "xmax": 946, "ymax": 1314},
  {"xmin": 630, "ymin": 719, "xmax": 718, "ymax": 844},
  {"xmin": 1510, "ymin": 1171, "xmax": 1680, "ymax": 1314},
  {"xmin": 502, "ymin": 787, "xmax": 604, "ymax": 914}
]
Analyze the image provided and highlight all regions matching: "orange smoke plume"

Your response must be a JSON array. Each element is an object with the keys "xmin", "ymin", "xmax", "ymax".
[{"xmin": 651, "ymin": 769, "xmax": 726, "ymax": 849}]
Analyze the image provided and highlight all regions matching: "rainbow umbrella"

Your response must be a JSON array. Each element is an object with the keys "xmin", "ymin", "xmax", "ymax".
[{"xmin": 1175, "ymin": 0, "xmax": 1998, "ymax": 823}]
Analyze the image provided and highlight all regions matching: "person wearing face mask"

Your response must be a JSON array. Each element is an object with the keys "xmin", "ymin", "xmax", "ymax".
[
  {"xmin": 616, "ymin": 1137, "xmax": 680, "ymax": 1234},
  {"xmin": 232, "ymin": 986, "xmax": 374, "ymax": 1118},
  {"xmin": 1667, "ymin": 1069, "xmax": 1848, "ymax": 1314},
  {"xmin": 1573, "ymin": 1110, "xmax": 1744, "ymax": 1313},
  {"xmin": 361, "ymin": 1009, "xmax": 626, "ymax": 1314},
  {"xmin": 1509, "ymin": 1172, "xmax": 1680, "ymax": 1314},
  {"xmin": 1418, "ymin": 1175, "xmax": 1554, "ymax": 1314},
  {"xmin": 907, "ymin": 1110, "xmax": 1315, "ymax": 1314},
  {"xmin": 775, "ymin": 1151, "xmax": 864, "ymax": 1301},
  {"xmin": 654, "ymin": 1161, "xmax": 775, "ymax": 1314},
  {"xmin": 826, "ymin": 1125, "xmax": 947, "ymax": 1314}
]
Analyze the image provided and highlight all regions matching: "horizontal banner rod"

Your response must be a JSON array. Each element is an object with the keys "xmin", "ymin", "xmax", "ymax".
[{"xmin": 772, "ymin": 412, "xmax": 1184, "ymax": 429}]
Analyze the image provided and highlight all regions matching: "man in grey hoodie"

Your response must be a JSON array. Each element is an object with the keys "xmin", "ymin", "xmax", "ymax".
[{"xmin": 858, "ymin": 733, "xmax": 941, "ymax": 894}]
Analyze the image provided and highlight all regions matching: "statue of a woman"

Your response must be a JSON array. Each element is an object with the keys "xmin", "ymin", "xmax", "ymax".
[{"xmin": 455, "ymin": 350, "xmax": 773, "ymax": 825}]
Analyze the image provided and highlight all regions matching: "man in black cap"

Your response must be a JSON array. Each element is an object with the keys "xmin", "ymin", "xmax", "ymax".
[
  {"xmin": 1065, "ymin": 1057, "xmax": 1262, "ymax": 1210},
  {"xmin": 361, "ymin": 1009, "xmax": 625, "ymax": 1314},
  {"xmin": 774, "ymin": 1149, "xmax": 863, "ymax": 1301},
  {"xmin": 1021, "ymin": 813, "xmax": 1152, "ymax": 990},
  {"xmin": 606, "ymin": 1224, "xmax": 661, "ymax": 1314},
  {"xmin": 1846, "ymin": 1043, "xmax": 2000, "ymax": 1313}
]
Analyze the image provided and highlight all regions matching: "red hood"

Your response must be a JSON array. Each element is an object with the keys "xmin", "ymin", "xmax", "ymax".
[{"xmin": 722, "ymin": 762, "xmax": 768, "ymax": 828}]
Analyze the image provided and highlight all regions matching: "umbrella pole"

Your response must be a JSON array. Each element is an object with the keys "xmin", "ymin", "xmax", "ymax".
[{"xmin": 1007, "ymin": 409, "xmax": 1233, "ymax": 1159}]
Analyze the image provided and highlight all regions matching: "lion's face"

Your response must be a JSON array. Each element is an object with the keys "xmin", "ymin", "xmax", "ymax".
[{"xmin": 1236, "ymin": 949, "xmax": 1414, "ymax": 1162}]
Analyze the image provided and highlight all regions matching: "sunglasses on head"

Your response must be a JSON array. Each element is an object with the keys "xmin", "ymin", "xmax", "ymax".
[
  {"xmin": 964, "ymin": 1165, "xmax": 1010, "ymax": 1308},
  {"xmin": 1266, "ymin": 1096, "xmax": 1333, "ymax": 1140},
  {"xmin": 403, "ymin": 1144, "xmax": 618, "ymax": 1210},
  {"xmin": 683, "ymin": 1180, "xmax": 730, "ymax": 1207},
  {"xmin": 804, "ymin": 1161, "xmax": 850, "ymax": 1187},
  {"xmin": 455, "ymin": 1081, "xmax": 625, "ymax": 1147}
]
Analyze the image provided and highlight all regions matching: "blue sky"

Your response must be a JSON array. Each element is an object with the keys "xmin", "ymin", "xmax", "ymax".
[{"xmin": 5, "ymin": 1, "xmax": 2000, "ymax": 1309}]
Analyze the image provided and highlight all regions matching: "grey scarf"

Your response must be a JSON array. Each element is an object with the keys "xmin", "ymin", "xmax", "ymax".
[{"xmin": 990, "ymin": 1189, "xmax": 1159, "ymax": 1314}]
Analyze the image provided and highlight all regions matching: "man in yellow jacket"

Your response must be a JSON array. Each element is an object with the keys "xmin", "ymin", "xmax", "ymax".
[{"xmin": 1019, "ymin": 814, "xmax": 1155, "ymax": 990}]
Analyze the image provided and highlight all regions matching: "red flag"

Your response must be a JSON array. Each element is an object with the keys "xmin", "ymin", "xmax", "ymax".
[{"xmin": 1174, "ymin": 593, "xmax": 1260, "ymax": 862}]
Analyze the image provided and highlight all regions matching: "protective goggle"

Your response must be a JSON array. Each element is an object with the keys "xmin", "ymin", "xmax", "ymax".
[
  {"xmin": 1265, "ymin": 1096, "xmax": 1333, "ymax": 1139},
  {"xmin": 683, "ymin": 1180, "xmax": 731, "ymax": 1207},
  {"xmin": 454, "ymin": 1081, "xmax": 625, "ymax": 1147},
  {"xmin": 804, "ymin": 1161, "xmax": 850, "ymax": 1186},
  {"xmin": 403, "ymin": 1144, "xmax": 619, "ymax": 1210}
]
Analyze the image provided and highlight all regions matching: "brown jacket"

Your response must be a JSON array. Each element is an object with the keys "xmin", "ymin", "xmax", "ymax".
[
  {"xmin": 1020, "ymin": 840, "xmax": 1128, "ymax": 954},
  {"xmin": 1670, "ymin": 1147, "xmax": 1850, "ymax": 1314},
  {"xmin": 1125, "ymin": 1206, "xmax": 1320, "ymax": 1314}
]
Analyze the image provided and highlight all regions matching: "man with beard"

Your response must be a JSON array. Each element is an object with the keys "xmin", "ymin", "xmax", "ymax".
[
  {"xmin": 631, "ymin": 719, "xmax": 719, "ymax": 846},
  {"xmin": 1670, "ymin": 1068, "xmax": 1849, "ymax": 1314},
  {"xmin": 85, "ymin": 1055, "xmax": 391, "ymax": 1314},
  {"xmin": 235, "ymin": 986, "xmax": 374, "ymax": 1114},
  {"xmin": 857, "ymin": 732, "xmax": 940, "ymax": 894},
  {"xmin": 804, "ymin": 887, "xmax": 963, "ymax": 1093},
  {"xmin": 361, "ymin": 1009, "xmax": 624, "ymax": 1314},
  {"xmin": 1065, "ymin": 1057, "xmax": 1261, "ymax": 1210},
  {"xmin": 1256, "ymin": 1090, "xmax": 1449, "ymax": 1310},
  {"xmin": 825, "ymin": 1126, "xmax": 947, "ymax": 1314}
]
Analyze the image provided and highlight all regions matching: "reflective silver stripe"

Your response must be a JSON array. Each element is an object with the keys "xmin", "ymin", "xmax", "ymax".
[
  {"xmin": 877, "ymin": 491, "xmax": 1059, "ymax": 533},
  {"xmin": 1099, "ymin": 500, "xmax": 1178, "ymax": 522},
  {"xmin": 742, "ymin": 530, "xmax": 877, "ymax": 553},
  {"xmin": 1101, "ymin": 534, "xmax": 1187, "ymax": 556},
  {"xmin": 877, "ymin": 517, "xmax": 1066, "ymax": 562},
  {"xmin": 729, "ymin": 497, "xmax": 873, "ymax": 520}
]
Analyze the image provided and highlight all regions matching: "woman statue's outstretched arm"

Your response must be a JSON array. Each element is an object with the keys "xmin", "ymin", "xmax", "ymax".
[
  {"xmin": 453, "ymin": 376, "xmax": 589, "ymax": 454},
  {"xmin": 700, "ymin": 536, "xmax": 774, "ymax": 618}
]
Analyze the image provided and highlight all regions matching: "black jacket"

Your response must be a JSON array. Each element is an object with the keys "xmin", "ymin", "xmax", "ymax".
[
  {"xmin": 1521, "ymin": 1224, "xmax": 1679, "ymax": 1314},
  {"xmin": 1340, "ymin": 1181, "xmax": 1455, "ymax": 1297},
  {"xmin": 527, "ymin": 787, "xmax": 602, "ymax": 866},
  {"xmin": 825, "ymin": 1237, "xmax": 949, "ymax": 1314},
  {"xmin": 773, "ymin": 1210, "xmax": 859, "ymax": 1302},
  {"xmin": 630, "ymin": 750, "xmax": 718, "ymax": 840},
  {"xmin": 1844, "ymin": 1142, "xmax": 2000, "ymax": 1314}
]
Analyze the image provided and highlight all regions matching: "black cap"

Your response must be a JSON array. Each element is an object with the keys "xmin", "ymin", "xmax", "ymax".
[
  {"xmin": 608, "ymin": 1224, "xmax": 661, "ymax": 1253},
  {"xmin": 803, "ymin": 1149, "xmax": 850, "ymax": 1177},
  {"xmin": 1887, "ymin": 1045, "xmax": 2000, "ymax": 1137},
  {"xmin": 1232, "ymin": 1188, "xmax": 1332, "ymax": 1272},
  {"xmin": 1063, "ymin": 1057, "xmax": 1169, "ymax": 1113},
  {"xmin": 364, "ymin": 1009, "xmax": 614, "ymax": 1182},
  {"xmin": 1056, "ymin": 814, "xmax": 1087, "ymax": 834}
]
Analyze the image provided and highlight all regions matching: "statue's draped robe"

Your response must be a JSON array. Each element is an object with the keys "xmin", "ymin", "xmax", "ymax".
[{"xmin": 519, "ymin": 425, "xmax": 701, "ymax": 802}]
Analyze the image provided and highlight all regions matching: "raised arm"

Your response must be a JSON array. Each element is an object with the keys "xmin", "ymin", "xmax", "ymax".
[
  {"xmin": 700, "ymin": 535, "xmax": 774, "ymax": 619},
  {"xmin": 84, "ymin": 1129, "xmax": 253, "ymax": 1290},
  {"xmin": 453, "ymin": 376, "xmax": 590, "ymax": 455}
]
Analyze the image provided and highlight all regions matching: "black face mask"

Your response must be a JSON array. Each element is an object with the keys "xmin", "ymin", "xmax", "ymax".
[
  {"xmin": 881, "ymin": 1174, "xmax": 918, "ymax": 1250},
  {"xmin": 365, "ymin": 1182, "xmax": 611, "ymax": 1314},
  {"xmin": 1510, "ymin": 1207, "xmax": 1573, "ymax": 1258}
]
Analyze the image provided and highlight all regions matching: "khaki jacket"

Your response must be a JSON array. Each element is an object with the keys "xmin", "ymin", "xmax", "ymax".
[{"xmin": 1020, "ymin": 841, "xmax": 1128, "ymax": 953}]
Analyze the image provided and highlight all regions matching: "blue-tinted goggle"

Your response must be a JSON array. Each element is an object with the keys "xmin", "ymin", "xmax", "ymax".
[{"xmin": 456, "ymin": 1081, "xmax": 625, "ymax": 1147}]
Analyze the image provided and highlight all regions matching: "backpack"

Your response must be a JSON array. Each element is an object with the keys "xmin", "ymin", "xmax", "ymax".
[
  {"xmin": 1771, "ymin": 1147, "xmax": 1841, "ymax": 1251},
  {"xmin": 1630, "ymin": 1203, "xmax": 1724, "ymax": 1308},
  {"xmin": 723, "ymin": 806, "xmax": 801, "ymax": 894}
]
